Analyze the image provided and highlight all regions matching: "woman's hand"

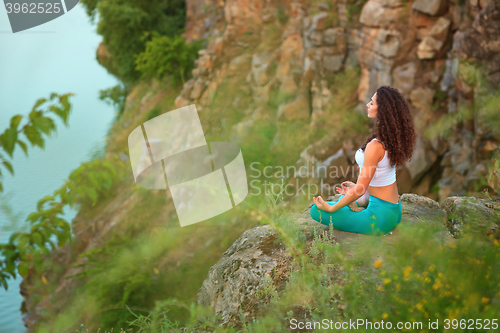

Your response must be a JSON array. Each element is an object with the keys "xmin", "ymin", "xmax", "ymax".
[
  {"xmin": 313, "ymin": 196, "xmax": 333, "ymax": 213},
  {"xmin": 336, "ymin": 181, "xmax": 356, "ymax": 195}
]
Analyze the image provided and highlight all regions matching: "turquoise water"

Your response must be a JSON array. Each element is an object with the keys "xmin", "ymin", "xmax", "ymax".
[{"xmin": 0, "ymin": 4, "xmax": 118, "ymax": 332}]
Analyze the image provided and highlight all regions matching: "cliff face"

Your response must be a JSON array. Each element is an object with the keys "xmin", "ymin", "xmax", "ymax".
[{"xmin": 177, "ymin": 0, "xmax": 500, "ymax": 203}]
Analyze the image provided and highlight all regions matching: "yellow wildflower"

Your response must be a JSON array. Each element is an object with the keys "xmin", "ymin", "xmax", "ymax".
[
  {"xmin": 482, "ymin": 297, "xmax": 490, "ymax": 304},
  {"xmin": 373, "ymin": 259, "xmax": 382, "ymax": 268}
]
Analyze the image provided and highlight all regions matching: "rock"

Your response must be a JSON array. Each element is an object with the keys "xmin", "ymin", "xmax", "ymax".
[
  {"xmin": 375, "ymin": 29, "xmax": 401, "ymax": 58},
  {"xmin": 417, "ymin": 17, "xmax": 451, "ymax": 59},
  {"xmin": 479, "ymin": 140, "xmax": 498, "ymax": 159},
  {"xmin": 197, "ymin": 225, "xmax": 289, "ymax": 327},
  {"xmin": 175, "ymin": 95, "xmax": 191, "ymax": 108},
  {"xmin": 400, "ymin": 193, "xmax": 444, "ymax": 222},
  {"xmin": 392, "ymin": 62, "xmax": 417, "ymax": 96},
  {"xmin": 262, "ymin": 13, "xmax": 275, "ymax": 23},
  {"xmin": 191, "ymin": 79, "xmax": 207, "ymax": 99},
  {"xmin": 373, "ymin": 0, "xmax": 406, "ymax": 6},
  {"xmin": 410, "ymin": 87, "xmax": 434, "ymax": 114},
  {"xmin": 277, "ymin": 93, "xmax": 310, "ymax": 120},
  {"xmin": 324, "ymin": 27, "xmax": 346, "ymax": 48},
  {"xmin": 441, "ymin": 196, "xmax": 499, "ymax": 237},
  {"xmin": 323, "ymin": 54, "xmax": 344, "ymax": 72},
  {"xmin": 412, "ymin": 0, "xmax": 449, "ymax": 16},
  {"xmin": 412, "ymin": 173, "xmax": 433, "ymax": 196},
  {"xmin": 207, "ymin": 37, "xmax": 225, "ymax": 56},
  {"xmin": 280, "ymin": 75, "xmax": 298, "ymax": 95},
  {"xmin": 306, "ymin": 30, "xmax": 323, "ymax": 47},
  {"xmin": 315, "ymin": 148, "xmax": 350, "ymax": 183},
  {"xmin": 404, "ymin": 136, "xmax": 438, "ymax": 181},
  {"xmin": 318, "ymin": 3, "xmax": 330, "ymax": 11},
  {"xmin": 182, "ymin": 79, "xmax": 195, "ymax": 99},
  {"xmin": 228, "ymin": 54, "xmax": 252, "ymax": 76},
  {"xmin": 199, "ymin": 81, "xmax": 217, "ymax": 106},
  {"xmin": 251, "ymin": 52, "xmax": 274, "ymax": 86},
  {"xmin": 396, "ymin": 166, "xmax": 413, "ymax": 193},
  {"xmin": 360, "ymin": 1, "xmax": 404, "ymax": 28},
  {"xmin": 311, "ymin": 12, "xmax": 330, "ymax": 30},
  {"xmin": 224, "ymin": 0, "xmax": 264, "ymax": 27}
]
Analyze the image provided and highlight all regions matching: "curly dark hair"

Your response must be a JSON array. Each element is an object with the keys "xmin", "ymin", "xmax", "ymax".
[{"xmin": 359, "ymin": 86, "xmax": 416, "ymax": 168}]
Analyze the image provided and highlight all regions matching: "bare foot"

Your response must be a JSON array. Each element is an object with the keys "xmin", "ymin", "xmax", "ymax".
[{"xmin": 348, "ymin": 202, "xmax": 365, "ymax": 212}]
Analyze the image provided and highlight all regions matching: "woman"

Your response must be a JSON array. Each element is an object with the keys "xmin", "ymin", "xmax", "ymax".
[{"xmin": 310, "ymin": 86, "xmax": 416, "ymax": 235}]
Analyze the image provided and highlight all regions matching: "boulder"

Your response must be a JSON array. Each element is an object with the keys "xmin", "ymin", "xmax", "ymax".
[
  {"xmin": 404, "ymin": 136, "xmax": 438, "ymax": 181},
  {"xmin": 392, "ymin": 62, "xmax": 417, "ymax": 96},
  {"xmin": 311, "ymin": 12, "xmax": 330, "ymax": 30},
  {"xmin": 417, "ymin": 17, "xmax": 451, "ymax": 59},
  {"xmin": 360, "ymin": 1, "xmax": 404, "ymax": 28},
  {"xmin": 191, "ymin": 79, "xmax": 207, "ymax": 99},
  {"xmin": 322, "ymin": 54, "xmax": 344, "ymax": 72},
  {"xmin": 441, "ymin": 196, "xmax": 500, "ymax": 237},
  {"xmin": 197, "ymin": 225, "xmax": 289, "ymax": 327},
  {"xmin": 412, "ymin": 0, "xmax": 449, "ymax": 16}
]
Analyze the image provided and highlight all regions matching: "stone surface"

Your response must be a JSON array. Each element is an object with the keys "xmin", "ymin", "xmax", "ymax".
[
  {"xmin": 405, "ymin": 136, "xmax": 438, "ymax": 181},
  {"xmin": 441, "ymin": 196, "xmax": 500, "ymax": 237},
  {"xmin": 417, "ymin": 17, "xmax": 451, "ymax": 59},
  {"xmin": 197, "ymin": 225, "xmax": 288, "ymax": 327},
  {"xmin": 392, "ymin": 62, "xmax": 417, "ymax": 96},
  {"xmin": 311, "ymin": 12, "xmax": 329, "ymax": 30},
  {"xmin": 360, "ymin": 1, "xmax": 404, "ymax": 27},
  {"xmin": 412, "ymin": 0, "xmax": 449, "ymax": 16},
  {"xmin": 227, "ymin": 54, "xmax": 252, "ymax": 75}
]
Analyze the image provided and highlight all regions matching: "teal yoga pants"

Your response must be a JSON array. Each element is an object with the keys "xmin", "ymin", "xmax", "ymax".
[{"xmin": 310, "ymin": 194, "xmax": 402, "ymax": 235}]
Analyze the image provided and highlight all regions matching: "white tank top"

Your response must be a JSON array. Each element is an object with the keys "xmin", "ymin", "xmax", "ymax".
[{"xmin": 354, "ymin": 138, "xmax": 396, "ymax": 187}]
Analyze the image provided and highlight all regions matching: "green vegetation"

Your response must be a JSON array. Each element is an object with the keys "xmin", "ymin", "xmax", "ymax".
[
  {"xmin": 99, "ymin": 83, "xmax": 131, "ymax": 117},
  {"xmin": 135, "ymin": 33, "xmax": 202, "ymax": 86},
  {"xmin": 0, "ymin": 93, "xmax": 73, "ymax": 193},
  {"xmin": 425, "ymin": 61, "xmax": 500, "ymax": 141},
  {"xmin": 80, "ymin": 0, "xmax": 186, "ymax": 84}
]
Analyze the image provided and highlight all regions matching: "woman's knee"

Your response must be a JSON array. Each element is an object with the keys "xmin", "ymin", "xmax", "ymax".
[{"xmin": 310, "ymin": 204, "xmax": 320, "ymax": 222}]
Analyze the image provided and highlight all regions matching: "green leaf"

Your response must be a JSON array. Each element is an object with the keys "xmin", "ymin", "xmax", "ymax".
[
  {"xmin": 31, "ymin": 98, "xmax": 47, "ymax": 112},
  {"xmin": 37, "ymin": 195, "xmax": 54, "ymax": 212},
  {"xmin": 2, "ymin": 161, "xmax": 13, "ymax": 175},
  {"xmin": 0, "ymin": 128, "xmax": 18, "ymax": 157},
  {"xmin": 17, "ymin": 262, "xmax": 28, "ymax": 278},
  {"xmin": 23, "ymin": 125, "xmax": 44, "ymax": 148},
  {"xmin": 16, "ymin": 139, "xmax": 28, "ymax": 157},
  {"xmin": 32, "ymin": 232, "xmax": 43, "ymax": 247},
  {"xmin": 33, "ymin": 117, "xmax": 55, "ymax": 135},
  {"xmin": 10, "ymin": 115, "xmax": 23, "ymax": 130},
  {"xmin": 1, "ymin": 278, "xmax": 7, "ymax": 290}
]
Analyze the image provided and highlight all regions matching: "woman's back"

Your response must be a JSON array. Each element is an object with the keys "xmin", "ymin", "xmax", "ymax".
[{"xmin": 356, "ymin": 138, "xmax": 399, "ymax": 204}]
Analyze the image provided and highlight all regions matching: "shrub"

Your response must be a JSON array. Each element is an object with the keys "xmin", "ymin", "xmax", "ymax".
[{"xmin": 135, "ymin": 33, "xmax": 202, "ymax": 86}]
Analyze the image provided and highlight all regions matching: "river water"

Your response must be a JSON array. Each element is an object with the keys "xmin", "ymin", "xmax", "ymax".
[{"xmin": 0, "ymin": 4, "xmax": 118, "ymax": 332}]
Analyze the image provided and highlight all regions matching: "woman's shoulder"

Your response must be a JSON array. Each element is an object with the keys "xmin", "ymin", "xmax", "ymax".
[{"xmin": 365, "ymin": 139, "xmax": 385, "ymax": 161}]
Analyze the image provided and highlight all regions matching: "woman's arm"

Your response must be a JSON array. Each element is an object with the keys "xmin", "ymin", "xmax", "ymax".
[{"xmin": 315, "ymin": 140, "xmax": 384, "ymax": 213}]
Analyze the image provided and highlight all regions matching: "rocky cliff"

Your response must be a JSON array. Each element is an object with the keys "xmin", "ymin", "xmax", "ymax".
[{"xmin": 175, "ymin": 0, "xmax": 500, "ymax": 203}]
